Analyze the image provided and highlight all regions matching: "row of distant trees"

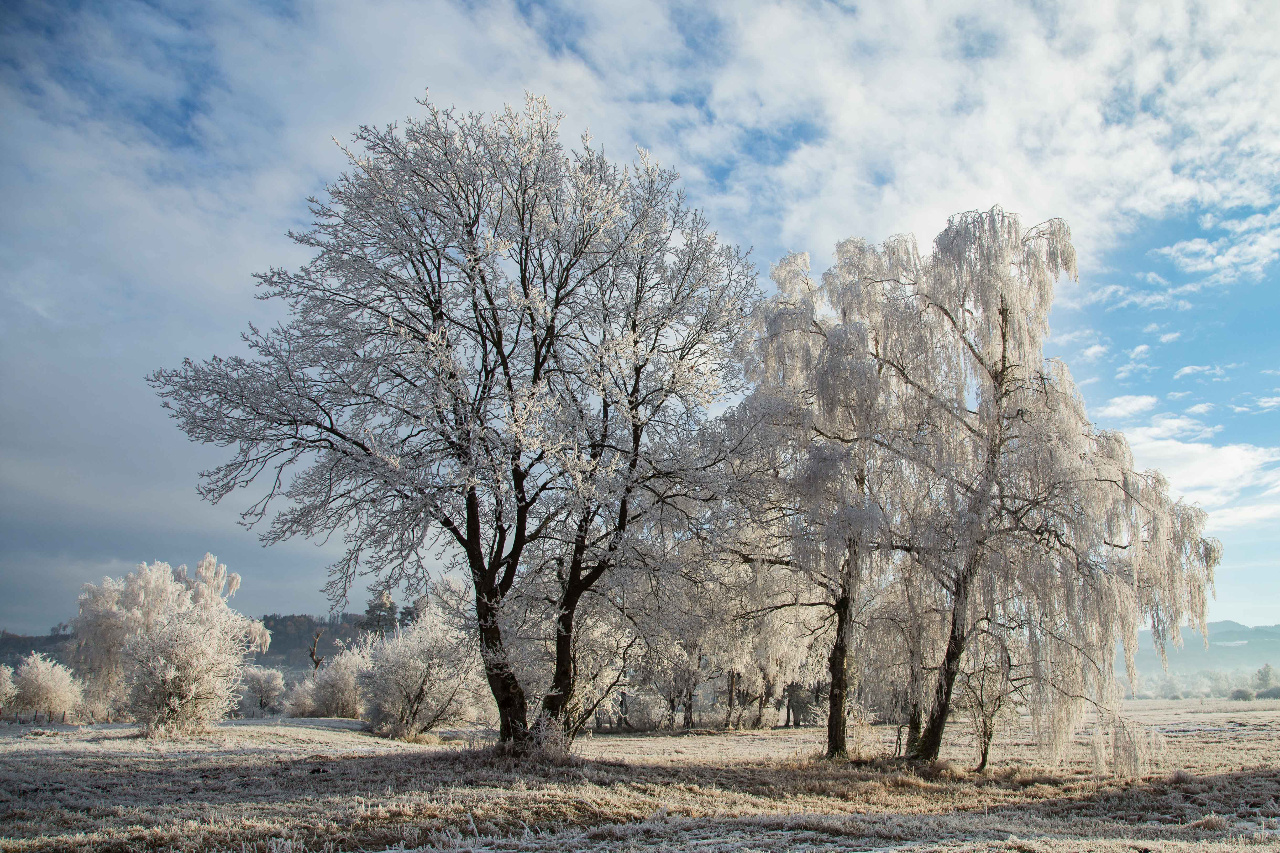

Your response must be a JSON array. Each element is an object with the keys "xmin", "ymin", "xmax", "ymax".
[
  {"xmin": 1135, "ymin": 664, "xmax": 1280, "ymax": 701},
  {"xmin": 2, "ymin": 558, "xmax": 1272, "ymax": 773},
  {"xmin": 142, "ymin": 94, "xmax": 1222, "ymax": 767}
]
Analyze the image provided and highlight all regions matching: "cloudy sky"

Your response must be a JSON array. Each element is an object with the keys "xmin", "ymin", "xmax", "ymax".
[{"xmin": 2, "ymin": 0, "xmax": 1279, "ymax": 633}]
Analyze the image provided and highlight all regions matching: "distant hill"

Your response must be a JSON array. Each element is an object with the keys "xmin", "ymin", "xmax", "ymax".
[
  {"xmin": 0, "ymin": 630, "xmax": 69, "ymax": 667},
  {"xmin": 1127, "ymin": 621, "xmax": 1280, "ymax": 677}
]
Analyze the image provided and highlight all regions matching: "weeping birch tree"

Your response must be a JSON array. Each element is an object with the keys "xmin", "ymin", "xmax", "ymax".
[
  {"xmin": 150, "ymin": 94, "xmax": 755, "ymax": 751},
  {"xmin": 751, "ymin": 207, "xmax": 1220, "ymax": 763}
]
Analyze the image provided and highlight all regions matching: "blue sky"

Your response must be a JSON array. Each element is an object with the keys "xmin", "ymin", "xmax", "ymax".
[{"xmin": 2, "ymin": 0, "xmax": 1278, "ymax": 632}]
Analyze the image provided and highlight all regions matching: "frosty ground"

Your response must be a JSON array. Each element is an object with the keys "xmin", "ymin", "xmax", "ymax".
[{"xmin": 2, "ymin": 701, "xmax": 1278, "ymax": 852}]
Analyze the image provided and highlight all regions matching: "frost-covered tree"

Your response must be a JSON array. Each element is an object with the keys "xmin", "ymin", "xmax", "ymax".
[
  {"xmin": 150, "ymin": 94, "xmax": 756, "ymax": 750},
  {"xmin": 12, "ymin": 653, "xmax": 82, "ymax": 718},
  {"xmin": 122, "ymin": 555, "xmax": 270, "ymax": 734},
  {"xmin": 750, "ymin": 207, "xmax": 1219, "ymax": 764},
  {"xmin": 241, "ymin": 666, "xmax": 287, "ymax": 716},
  {"xmin": 71, "ymin": 559, "xmax": 197, "ymax": 712}
]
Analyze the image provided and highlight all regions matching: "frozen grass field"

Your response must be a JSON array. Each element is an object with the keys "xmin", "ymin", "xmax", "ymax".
[{"xmin": 2, "ymin": 701, "xmax": 1278, "ymax": 852}]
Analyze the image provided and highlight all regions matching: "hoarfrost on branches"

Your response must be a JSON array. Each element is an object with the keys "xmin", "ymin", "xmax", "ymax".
[
  {"xmin": 150, "ymin": 93, "xmax": 757, "ymax": 750},
  {"xmin": 122, "ymin": 555, "xmax": 270, "ymax": 735},
  {"xmin": 360, "ymin": 600, "xmax": 479, "ymax": 738},
  {"xmin": 71, "ymin": 554, "xmax": 269, "ymax": 734},
  {"xmin": 747, "ymin": 207, "xmax": 1221, "ymax": 766},
  {"xmin": 0, "ymin": 665, "xmax": 14, "ymax": 713},
  {"xmin": 240, "ymin": 666, "xmax": 286, "ymax": 716}
]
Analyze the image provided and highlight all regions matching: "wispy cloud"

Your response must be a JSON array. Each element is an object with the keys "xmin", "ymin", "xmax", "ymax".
[
  {"xmin": 1174, "ymin": 364, "xmax": 1225, "ymax": 380},
  {"xmin": 1096, "ymin": 395, "xmax": 1159, "ymax": 419},
  {"xmin": 1079, "ymin": 343, "xmax": 1109, "ymax": 363}
]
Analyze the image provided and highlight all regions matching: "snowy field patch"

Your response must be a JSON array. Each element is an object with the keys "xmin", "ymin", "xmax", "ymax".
[{"xmin": 2, "ymin": 701, "xmax": 1278, "ymax": 852}]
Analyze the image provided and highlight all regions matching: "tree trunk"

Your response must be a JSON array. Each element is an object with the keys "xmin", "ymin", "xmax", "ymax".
[
  {"xmin": 826, "ymin": 589, "xmax": 853, "ymax": 758},
  {"xmin": 905, "ymin": 701, "xmax": 923, "ymax": 756},
  {"xmin": 909, "ymin": 561, "xmax": 974, "ymax": 761},
  {"xmin": 539, "ymin": 590, "xmax": 581, "ymax": 736},
  {"xmin": 975, "ymin": 719, "xmax": 994, "ymax": 772},
  {"xmin": 475, "ymin": 590, "xmax": 530, "ymax": 750},
  {"xmin": 683, "ymin": 683, "xmax": 695, "ymax": 729},
  {"xmin": 724, "ymin": 671, "xmax": 737, "ymax": 728}
]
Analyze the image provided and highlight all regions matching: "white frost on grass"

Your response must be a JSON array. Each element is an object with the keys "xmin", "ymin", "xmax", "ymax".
[{"xmin": 2, "ymin": 700, "xmax": 1278, "ymax": 852}]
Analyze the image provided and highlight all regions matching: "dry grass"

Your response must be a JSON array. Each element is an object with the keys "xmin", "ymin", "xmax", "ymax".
[{"xmin": 2, "ymin": 701, "xmax": 1278, "ymax": 851}]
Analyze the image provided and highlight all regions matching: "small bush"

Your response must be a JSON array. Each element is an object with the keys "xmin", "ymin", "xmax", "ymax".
[
  {"xmin": 0, "ymin": 664, "xmax": 14, "ymax": 711},
  {"xmin": 288, "ymin": 647, "xmax": 367, "ymax": 719},
  {"xmin": 240, "ymin": 666, "xmax": 286, "ymax": 716},
  {"xmin": 1257, "ymin": 686, "xmax": 1280, "ymax": 700},
  {"xmin": 360, "ymin": 613, "xmax": 474, "ymax": 739},
  {"xmin": 126, "ymin": 606, "xmax": 265, "ymax": 735},
  {"xmin": 1230, "ymin": 687, "xmax": 1254, "ymax": 701},
  {"xmin": 12, "ymin": 653, "xmax": 82, "ymax": 717}
]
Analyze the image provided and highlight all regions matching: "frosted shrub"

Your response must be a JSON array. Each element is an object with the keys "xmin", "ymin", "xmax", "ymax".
[
  {"xmin": 293, "ymin": 647, "xmax": 367, "ymax": 719},
  {"xmin": 72, "ymin": 554, "xmax": 269, "ymax": 730},
  {"xmin": 360, "ymin": 611, "xmax": 475, "ymax": 739},
  {"xmin": 0, "ymin": 665, "xmax": 14, "ymax": 712},
  {"xmin": 12, "ymin": 653, "xmax": 82, "ymax": 718},
  {"xmin": 283, "ymin": 677, "xmax": 317, "ymax": 717},
  {"xmin": 240, "ymin": 666, "xmax": 286, "ymax": 716},
  {"xmin": 103, "ymin": 554, "xmax": 271, "ymax": 735},
  {"xmin": 126, "ymin": 605, "xmax": 265, "ymax": 734}
]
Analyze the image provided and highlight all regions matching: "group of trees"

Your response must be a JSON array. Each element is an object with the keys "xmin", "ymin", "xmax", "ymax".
[{"xmin": 149, "ymin": 94, "xmax": 1221, "ymax": 767}]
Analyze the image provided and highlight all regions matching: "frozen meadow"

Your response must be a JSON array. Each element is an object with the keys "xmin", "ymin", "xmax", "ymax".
[{"xmin": 2, "ymin": 700, "xmax": 1278, "ymax": 852}]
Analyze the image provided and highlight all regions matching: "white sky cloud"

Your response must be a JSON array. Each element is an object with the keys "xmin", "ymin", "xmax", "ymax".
[
  {"xmin": 1096, "ymin": 395, "xmax": 1158, "ymax": 419},
  {"xmin": 1079, "ymin": 343, "xmax": 1109, "ymax": 362},
  {"xmin": 1126, "ymin": 415, "xmax": 1280, "ymax": 509}
]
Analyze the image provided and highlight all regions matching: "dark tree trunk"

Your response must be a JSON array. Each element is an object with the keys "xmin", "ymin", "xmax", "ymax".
[
  {"xmin": 683, "ymin": 683, "xmax": 695, "ymax": 728},
  {"xmin": 909, "ymin": 559, "xmax": 975, "ymax": 761},
  {"xmin": 539, "ymin": 589, "xmax": 581, "ymax": 730},
  {"xmin": 724, "ymin": 670, "xmax": 737, "ymax": 728},
  {"xmin": 475, "ymin": 589, "xmax": 529, "ymax": 748},
  {"xmin": 826, "ymin": 589, "xmax": 853, "ymax": 758},
  {"xmin": 905, "ymin": 700, "xmax": 923, "ymax": 756}
]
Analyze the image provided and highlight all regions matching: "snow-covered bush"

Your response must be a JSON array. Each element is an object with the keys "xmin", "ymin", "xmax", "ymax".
[
  {"xmin": 0, "ymin": 664, "xmax": 14, "ymax": 712},
  {"xmin": 288, "ymin": 646, "xmax": 368, "ymax": 719},
  {"xmin": 360, "ymin": 607, "xmax": 476, "ymax": 739},
  {"xmin": 12, "ymin": 653, "xmax": 82, "ymax": 718},
  {"xmin": 240, "ymin": 666, "xmax": 286, "ymax": 716},
  {"xmin": 72, "ymin": 553, "xmax": 269, "ymax": 731},
  {"xmin": 74, "ymin": 554, "xmax": 271, "ymax": 735}
]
